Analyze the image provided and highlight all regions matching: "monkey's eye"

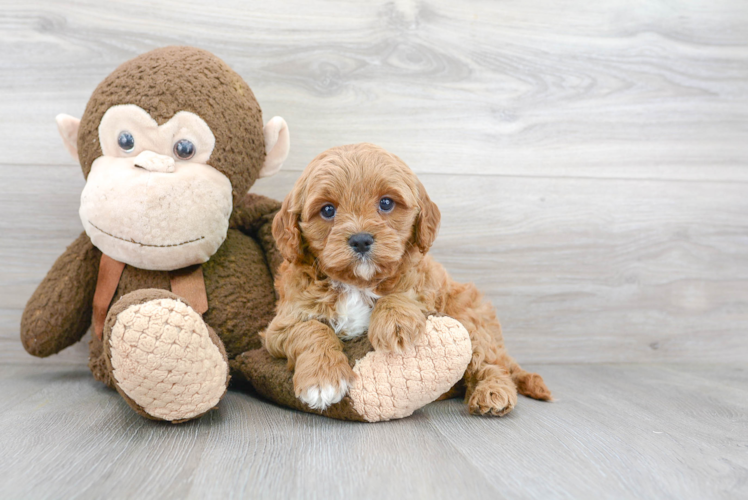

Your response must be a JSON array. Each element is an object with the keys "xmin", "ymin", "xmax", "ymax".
[
  {"xmin": 379, "ymin": 197, "xmax": 395, "ymax": 213},
  {"xmin": 173, "ymin": 139, "xmax": 196, "ymax": 160},
  {"xmin": 320, "ymin": 204, "xmax": 336, "ymax": 220},
  {"xmin": 117, "ymin": 131, "xmax": 135, "ymax": 153}
]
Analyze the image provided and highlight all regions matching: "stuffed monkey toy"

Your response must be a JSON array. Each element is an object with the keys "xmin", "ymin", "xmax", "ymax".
[
  {"xmin": 22, "ymin": 46, "xmax": 471, "ymax": 423},
  {"xmin": 21, "ymin": 46, "xmax": 290, "ymax": 422}
]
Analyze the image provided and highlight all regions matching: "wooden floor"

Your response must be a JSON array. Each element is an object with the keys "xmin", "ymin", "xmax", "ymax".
[
  {"xmin": 1, "ymin": 0, "xmax": 747, "ymax": 498},
  {"xmin": 1, "ymin": 363, "xmax": 746, "ymax": 499}
]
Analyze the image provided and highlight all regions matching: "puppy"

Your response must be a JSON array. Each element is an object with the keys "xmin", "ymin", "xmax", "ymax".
[{"xmin": 262, "ymin": 143, "xmax": 552, "ymax": 415}]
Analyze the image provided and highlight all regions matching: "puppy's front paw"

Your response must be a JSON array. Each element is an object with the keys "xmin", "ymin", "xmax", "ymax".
[
  {"xmin": 298, "ymin": 379, "xmax": 351, "ymax": 410},
  {"xmin": 293, "ymin": 350, "xmax": 356, "ymax": 411},
  {"xmin": 368, "ymin": 300, "xmax": 426, "ymax": 353}
]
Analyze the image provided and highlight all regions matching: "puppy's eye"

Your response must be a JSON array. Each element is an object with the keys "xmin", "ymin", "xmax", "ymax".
[
  {"xmin": 379, "ymin": 197, "xmax": 395, "ymax": 213},
  {"xmin": 117, "ymin": 131, "xmax": 135, "ymax": 153},
  {"xmin": 173, "ymin": 139, "xmax": 195, "ymax": 160},
  {"xmin": 320, "ymin": 204, "xmax": 336, "ymax": 220}
]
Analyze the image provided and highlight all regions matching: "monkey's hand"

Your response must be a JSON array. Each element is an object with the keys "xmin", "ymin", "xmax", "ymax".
[
  {"xmin": 230, "ymin": 193, "xmax": 283, "ymax": 275},
  {"xmin": 21, "ymin": 232, "xmax": 100, "ymax": 357},
  {"xmin": 368, "ymin": 293, "xmax": 427, "ymax": 353}
]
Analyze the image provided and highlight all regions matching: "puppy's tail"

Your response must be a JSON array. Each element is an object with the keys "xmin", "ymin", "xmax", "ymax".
[{"xmin": 506, "ymin": 357, "xmax": 553, "ymax": 401}]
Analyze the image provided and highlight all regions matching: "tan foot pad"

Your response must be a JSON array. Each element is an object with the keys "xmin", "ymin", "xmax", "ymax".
[
  {"xmin": 109, "ymin": 299, "xmax": 228, "ymax": 421},
  {"xmin": 349, "ymin": 316, "xmax": 472, "ymax": 422}
]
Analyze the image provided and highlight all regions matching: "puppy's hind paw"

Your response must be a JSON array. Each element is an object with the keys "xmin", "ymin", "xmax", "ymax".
[
  {"xmin": 468, "ymin": 381, "xmax": 518, "ymax": 417},
  {"xmin": 515, "ymin": 372, "xmax": 553, "ymax": 401},
  {"xmin": 298, "ymin": 379, "xmax": 350, "ymax": 410}
]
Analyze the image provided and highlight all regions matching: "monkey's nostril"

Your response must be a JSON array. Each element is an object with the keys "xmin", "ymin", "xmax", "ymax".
[{"xmin": 348, "ymin": 233, "xmax": 374, "ymax": 255}]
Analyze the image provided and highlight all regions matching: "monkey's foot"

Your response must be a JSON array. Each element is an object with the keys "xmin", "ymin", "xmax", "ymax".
[
  {"xmin": 348, "ymin": 316, "xmax": 472, "ymax": 422},
  {"xmin": 104, "ymin": 290, "xmax": 229, "ymax": 422}
]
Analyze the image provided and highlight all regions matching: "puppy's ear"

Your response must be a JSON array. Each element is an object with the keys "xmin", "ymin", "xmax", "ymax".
[
  {"xmin": 414, "ymin": 179, "xmax": 441, "ymax": 254},
  {"xmin": 272, "ymin": 186, "xmax": 304, "ymax": 263}
]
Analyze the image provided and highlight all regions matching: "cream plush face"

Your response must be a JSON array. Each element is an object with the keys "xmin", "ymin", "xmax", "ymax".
[{"xmin": 79, "ymin": 104, "xmax": 232, "ymax": 271}]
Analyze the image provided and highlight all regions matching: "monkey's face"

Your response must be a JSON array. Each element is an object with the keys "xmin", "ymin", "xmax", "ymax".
[
  {"xmin": 79, "ymin": 104, "xmax": 232, "ymax": 271},
  {"xmin": 57, "ymin": 47, "xmax": 290, "ymax": 271}
]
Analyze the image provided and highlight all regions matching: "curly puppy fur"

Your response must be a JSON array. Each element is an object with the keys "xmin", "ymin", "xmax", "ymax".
[{"xmin": 262, "ymin": 143, "xmax": 551, "ymax": 416}]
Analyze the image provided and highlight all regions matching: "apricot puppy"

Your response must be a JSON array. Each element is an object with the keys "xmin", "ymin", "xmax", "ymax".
[{"xmin": 262, "ymin": 143, "xmax": 551, "ymax": 414}]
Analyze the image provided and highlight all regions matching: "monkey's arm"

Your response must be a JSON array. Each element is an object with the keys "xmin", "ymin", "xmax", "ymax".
[
  {"xmin": 21, "ymin": 232, "xmax": 101, "ymax": 357},
  {"xmin": 229, "ymin": 193, "xmax": 283, "ymax": 276},
  {"xmin": 202, "ymin": 229, "xmax": 277, "ymax": 358}
]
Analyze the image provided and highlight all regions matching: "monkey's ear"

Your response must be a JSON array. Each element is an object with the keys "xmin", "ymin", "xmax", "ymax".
[
  {"xmin": 56, "ymin": 114, "xmax": 81, "ymax": 162},
  {"xmin": 260, "ymin": 116, "xmax": 290, "ymax": 178},
  {"xmin": 414, "ymin": 179, "xmax": 441, "ymax": 254}
]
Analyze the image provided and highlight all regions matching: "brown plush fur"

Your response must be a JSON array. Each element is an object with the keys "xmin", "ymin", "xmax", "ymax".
[
  {"xmin": 77, "ymin": 46, "xmax": 265, "ymax": 205},
  {"xmin": 21, "ymin": 232, "xmax": 101, "ymax": 357},
  {"xmin": 22, "ymin": 196, "xmax": 281, "ymax": 387},
  {"xmin": 20, "ymin": 48, "xmax": 283, "ymax": 417},
  {"xmin": 85, "ymin": 223, "xmax": 279, "ymax": 387},
  {"xmin": 263, "ymin": 143, "xmax": 552, "ymax": 416}
]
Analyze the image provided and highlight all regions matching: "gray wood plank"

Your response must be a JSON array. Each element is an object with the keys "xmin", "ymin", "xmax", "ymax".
[
  {"xmin": 425, "ymin": 363, "xmax": 748, "ymax": 500},
  {"xmin": 0, "ymin": 365, "xmax": 497, "ymax": 500},
  {"xmin": 0, "ymin": 363, "xmax": 745, "ymax": 499},
  {"xmin": 0, "ymin": 0, "xmax": 747, "ymax": 181},
  {"xmin": 4, "ymin": 167, "xmax": 747, "ymax": 364},
  {"xmin": 668, "ymin": 364, "xmax": 748, "ymax": 392}
]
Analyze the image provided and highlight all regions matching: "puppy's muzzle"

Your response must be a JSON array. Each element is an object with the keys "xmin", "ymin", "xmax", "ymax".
[{"xmin": 348, "ymin": 233, "xmax": 374, "ymax": 256}]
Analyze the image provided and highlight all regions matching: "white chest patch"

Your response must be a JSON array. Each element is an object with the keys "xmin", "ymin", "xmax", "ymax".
[{"xmin": 330, "ymin": 282, "xmax": 380, "ymax": 340}]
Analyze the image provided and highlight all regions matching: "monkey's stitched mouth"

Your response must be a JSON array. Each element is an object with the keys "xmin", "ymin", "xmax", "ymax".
[{"xmin": 88, "ymin": 221, "xmax": 205, "ymax": 248}]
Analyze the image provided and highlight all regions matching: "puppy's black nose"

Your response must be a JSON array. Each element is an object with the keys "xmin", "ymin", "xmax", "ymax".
[{"xmin": 348, "ymin": 233, "xmax": 374, "ymax": 255}]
